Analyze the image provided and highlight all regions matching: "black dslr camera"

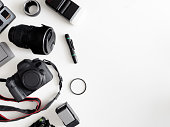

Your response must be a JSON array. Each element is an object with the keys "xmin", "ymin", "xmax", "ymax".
[{"xmin": 6, "ymin": 59, "xmax": 53, "ymax": 102}]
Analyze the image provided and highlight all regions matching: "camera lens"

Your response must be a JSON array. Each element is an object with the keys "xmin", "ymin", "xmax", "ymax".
[
  {"xmin": 8, "ymin": 24, "xmax": 56, "ymax": 55},
  {"xmin": 8, "ymin": 25, "xmax": 30, "ymax": 49}
]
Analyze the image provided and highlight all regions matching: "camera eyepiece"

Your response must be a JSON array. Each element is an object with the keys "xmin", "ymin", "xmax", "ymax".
[{"xmin": 8, "ymin": 24, "xmax": 56, "ymax": 55}]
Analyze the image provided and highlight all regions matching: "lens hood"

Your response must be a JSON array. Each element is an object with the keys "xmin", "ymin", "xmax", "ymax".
[
  {"xmin": 28, "ymin": 25, "xmax": 56, "ymax": 55},
  {"xmin": 8, "ymin": 24, "xmax": 56, "ymax": 55}
]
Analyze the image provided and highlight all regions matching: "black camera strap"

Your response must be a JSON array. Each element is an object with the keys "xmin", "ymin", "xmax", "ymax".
[{"xmin": 0, "ymin": 60, "xmax": 63, "ymax": 122}]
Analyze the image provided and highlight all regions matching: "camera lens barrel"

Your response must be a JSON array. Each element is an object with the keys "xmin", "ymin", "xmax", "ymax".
[
  {"xmin": 8, "ymin": 24, "xmax": 56, "ymax": 55},
  {"xmin": 9, "ymin": 25, "xmax": 31, "ymax": 49}
]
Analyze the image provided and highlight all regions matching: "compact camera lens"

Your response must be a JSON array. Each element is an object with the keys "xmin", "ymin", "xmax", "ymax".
[{"xmin": 8, "ymin": 24, "xmax": 56, "ymax": 55}]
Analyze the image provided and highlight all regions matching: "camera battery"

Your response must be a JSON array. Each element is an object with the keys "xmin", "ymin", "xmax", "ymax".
[
  {"xmin": 0, "ymin": 42, "xmax": 14, "ymax": 67},
  {"xmin": 0, "ymin": 1, "xmax": 16, "ymax": 33},
  {"xmin": 56, "ymin": 102, "xmax": 80, "ymax": 127}
]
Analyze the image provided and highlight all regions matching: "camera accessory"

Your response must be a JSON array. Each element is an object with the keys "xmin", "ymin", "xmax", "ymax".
[
  {"xmin": 0, "ymin": 59, "xmax": 63, "ymax": 122},
  {"xmin": 0, "ymin": 1, "xmax": 16, "ymax": 33},
  {"xmin": 8, "ymin": 24, "xmax": 56, "ymax": 55},
  {"xmin": 24, "ymin": 0, "xmax": 41, "ymax": 17},
  {"xmin": 56, "ymin": 102, "xmax": 80, "ymax": 127},
  {"xmin": 70, "ymin": 78, "xmax": 86, "ymax": 95},
  {"xmin": 45, "ymin": 0, "xmax": 81, "ymax": 24},
  {"xmin": 65, "ymin": 34, "xmax": 78, "ymax": 64},
  {"xmin": 30, "ymin": 117, "xmax": 55, "ymax": 127},
  {"xmin": 0, "ymin": 42, "xmax": 14, "ymax": 67}
]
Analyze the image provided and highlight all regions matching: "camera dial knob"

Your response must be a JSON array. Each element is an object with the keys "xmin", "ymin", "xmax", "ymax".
[{"xmin": 22, "ymin": 70, "xmax": 43, "ymax": 91}]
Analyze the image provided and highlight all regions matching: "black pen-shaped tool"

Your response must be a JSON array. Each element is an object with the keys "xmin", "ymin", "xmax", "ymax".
[{"xmin": 65, "ymin": 34, "xmax": 78, "ymax": 64}]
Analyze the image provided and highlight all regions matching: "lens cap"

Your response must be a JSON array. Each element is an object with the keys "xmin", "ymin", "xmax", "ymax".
[
  {"xmin": 43, "ymin": 28, "xmax": 56, "ymax": 54},
  {"xmin": 22, "ymin": 70, "xmax": 43, "ymax": 91}
]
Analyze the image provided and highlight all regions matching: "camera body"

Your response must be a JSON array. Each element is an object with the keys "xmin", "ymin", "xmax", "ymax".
[{"xmin": 6, "ymin": 59, "xmax": 53, "ymax": 102}]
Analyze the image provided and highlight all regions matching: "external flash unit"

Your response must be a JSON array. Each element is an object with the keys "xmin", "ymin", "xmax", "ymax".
[{"xmin": 45, "ymin": 0, "xmax": 82, "ymax": 24}]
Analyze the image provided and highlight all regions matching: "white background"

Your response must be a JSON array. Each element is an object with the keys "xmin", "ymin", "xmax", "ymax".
[{"xmin": 1, "ymin": 0, "xmax": 170, "ymax": 127}]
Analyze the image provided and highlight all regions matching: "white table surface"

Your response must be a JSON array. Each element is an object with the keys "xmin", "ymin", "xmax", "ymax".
[{"xmin": 1, "ymin": 0, "xmax": 170, "ymax": 127}]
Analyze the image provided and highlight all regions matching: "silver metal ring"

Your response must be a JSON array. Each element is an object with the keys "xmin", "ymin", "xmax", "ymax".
[{"xmin": 24, "ymin": 0, "xmax": 41, "ymax": 17}]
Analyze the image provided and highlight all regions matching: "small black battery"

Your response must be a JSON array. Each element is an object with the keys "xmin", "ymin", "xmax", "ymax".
[{"xmin": 56, "ymin": 102, "xmax": 80, "ymax": 127}]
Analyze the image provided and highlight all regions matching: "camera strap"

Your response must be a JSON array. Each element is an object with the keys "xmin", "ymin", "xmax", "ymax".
[{"xmin": 0, "ymin": 59, "xmax": 63, "ymax": 122}]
